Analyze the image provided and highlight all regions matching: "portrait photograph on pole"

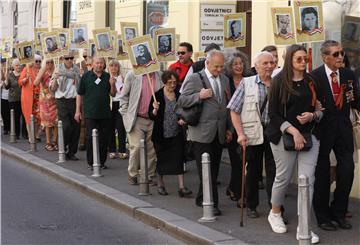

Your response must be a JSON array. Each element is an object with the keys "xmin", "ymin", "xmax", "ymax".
[
  {"xmin": 116, "ymin": 34, "xmax": 128, "ymax": 60},
  {"xmin": 153, "ymin": 28, "xmax": 176, "ymax": 62},
  {"xmin": 34, "ymin": 27, "xmax": 48, "ymax": 51},
  {"xmin": 93, "ymin": 28, "xmax": 115, "ymax": 58},
  {"xmin": 120, "ymin": 22, "xmax": 139, "ymax": 46},
  {"xmin": 342, "ymin": 15, "xmax": 360, "ymax": 49},
  {"xmin": 41, "ymin": 31, "xmax": 62, "ymax": 59},
  {"xmin": 15, "ymin": 41, "xmax": 35, "ymax": 65},
  {"xmin": 126, "ymin": 34, "xmax": 160, "ymax": 76},
  {"xmin": 223, "ymin": 13, "xmax": 246, "ymax": 48},
  {"xmin": 110, "ymin": 30, "xmax": 118, "ymax": 58},
  {"xmin": 293, "ymin": 0, "xmax": 325, "ymax": 43},
  {"xmin": 70, "ymin": 23, "xmax": 89, "ymax": 49},
  {"xmin": 1, "ymin": 37, "xmax": 13, "ymax": 58},
  {"xmin": 89, "ymin": 40, "xmax": 96, "ymax": 58},
  {"xmin": 271, "ymin": 7, "xmax": 296, "ymax": 45},
  {"xmin": 56, "ymin": 28, "xmax": 70, "ymax": 55}
]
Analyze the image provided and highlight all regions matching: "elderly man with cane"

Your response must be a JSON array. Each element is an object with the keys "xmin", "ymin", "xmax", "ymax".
[{"xmin": 227, "ymin": 51, "xmax": 276, "ymax": 220}]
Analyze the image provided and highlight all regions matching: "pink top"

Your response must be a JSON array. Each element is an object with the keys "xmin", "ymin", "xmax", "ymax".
[{"xmin": 137, "ymin": 73, "xmax": 156, "ymax": 118}]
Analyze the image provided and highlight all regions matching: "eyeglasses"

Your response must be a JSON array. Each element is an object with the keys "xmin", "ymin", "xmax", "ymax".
[
  {"xmin": 64, "ymin": 57, "xmax": 74, "ymax": 60},
  {"xmin": 294, "ymin": 56, "xmax": 309, "ymax": 64},
  {"xmin": 177, "ymin": 51, "xmax": 186, "ymax": 55},
  {"xmin": 330, "ymin": 50, "xmax": 345, "ymax": 58},
  {"xmin": 35, "ymin": 60, "xmax": 42, "ymax": 63}
]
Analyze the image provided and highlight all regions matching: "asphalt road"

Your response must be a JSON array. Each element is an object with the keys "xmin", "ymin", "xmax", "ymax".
[{"xmin": 1, "ymin": 155, "xmax": 183, "ymax": 245}]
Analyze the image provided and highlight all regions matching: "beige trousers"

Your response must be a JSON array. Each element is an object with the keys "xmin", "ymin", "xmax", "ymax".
[{"xmin": 127, "ymin": 117, "xmax": 156, "ymax": 178}]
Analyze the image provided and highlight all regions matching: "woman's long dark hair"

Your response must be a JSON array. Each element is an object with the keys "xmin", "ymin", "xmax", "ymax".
[{"xmin": 278, "ymin": 44, "xmax": 308, "ymax": 105}]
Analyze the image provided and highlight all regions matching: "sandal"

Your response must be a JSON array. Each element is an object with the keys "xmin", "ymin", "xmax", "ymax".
[
  {"xmin": 52, "ymin": 143, "xmax": 58, "ymax": 151},
  {"xmin": 119, "ymin": 153, "xmax": 128, "ymax": 159},
  {"xmin": 45, "ymin": 143, "xmax": 54, "ymax": 151},
  {"xmin": 226, "ymin": 187, "xmax": 237, "ymax": 201}
]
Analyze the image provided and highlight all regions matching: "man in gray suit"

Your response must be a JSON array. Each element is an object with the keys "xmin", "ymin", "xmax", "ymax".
[
  {"xmin": 177, "ymin": 50, "xmax": 232, "ymax": 215},
  {"xmin": 119, "ymin": 71, "xmax": 163, "ymax": 185}
]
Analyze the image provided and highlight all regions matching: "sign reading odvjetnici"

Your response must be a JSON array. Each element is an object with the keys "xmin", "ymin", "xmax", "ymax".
[{"xmin": 199, "ymin": 4, "xmax": 236, "ymax": 51}]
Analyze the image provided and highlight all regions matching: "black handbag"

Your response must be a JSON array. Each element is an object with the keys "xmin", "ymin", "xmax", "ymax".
[
  {"xmin": 282, "ymin": 132, "xmax": 313, "ymax": 151},
  {"xmin": 176, "ymin": 73, "xmax": 207, "ymax": 126},
  {"xmin": 282, "ymin": 104, "xmax": 313, "ymax": 151}
]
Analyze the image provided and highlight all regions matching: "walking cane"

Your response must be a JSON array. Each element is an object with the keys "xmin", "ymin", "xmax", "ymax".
[{"xmin": 240, "ymin": 144, "xmax": 246, "ymax": 227}]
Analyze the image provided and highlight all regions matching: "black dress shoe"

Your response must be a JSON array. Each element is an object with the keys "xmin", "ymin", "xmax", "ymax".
[
  {"xmin": 66, "ymin": 154, "xmax": 79, "ymax": 161},
  {"xmin": 213, "ymin": 207, "xmax": 222, "ymax": 216},
  {"xmin": 195, "ymin": 198, "xmax": 202, "ymax": 207},
  {"xmin": 319, "ymin": 222, "xmax": 337, "ymax": 231},
  {"xmin": 178, "ymin": 187, "xmax": 192, "ymax": 197},
  {"xmin": 247, "ymin": 208, "xmax": 259, "ymax": 218},
  {"xmin": 332, "ymin": 218, "xmax": 352, "ymax": 229},
  {"xmin": 157, "ymin": 186, "xmax": 168, "ymax": 196}
]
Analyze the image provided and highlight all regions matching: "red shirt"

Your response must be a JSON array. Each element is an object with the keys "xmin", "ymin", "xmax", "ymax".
[{"xmin": 169, "ymin": 60, "xmax": 193, "ymax": 83}]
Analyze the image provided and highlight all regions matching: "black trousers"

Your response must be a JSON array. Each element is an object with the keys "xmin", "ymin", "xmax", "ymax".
[
  {"xmin": 227, "ymin": 137, "xmax": 244, "ymax": 200},
  {"xmin": 246, "ymin": 135, "xmax": 276, "ymax": 209},
  {"xmin": 8, "ymin": 101, "xmax": 21, "ymax": 137},
  {"xmin": 56, "ymin": 99, "xmax": 80, "ymax": 156},
  {"xmin": 85, "ymin": 118, "xmax": 110, "ymax": 167},
  {"xmin": 1, "ymin": 98, "xmax": 10, "ymax": 132},
  {"xmin": 193, "ymin": 134, "xmax": 223, "ymax": 208},
  {"xmin": 313, "ymin": 133, "xmax": 354, "ymax": 224},
  {"xmin": 108, "ymin": 101, "xmax": 127, "ymax": 153}
]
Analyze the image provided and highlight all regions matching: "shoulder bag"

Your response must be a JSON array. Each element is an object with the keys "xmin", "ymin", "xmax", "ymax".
[
  {"xmin": 175, "ymin": 73, "xmax": 207, "ymax": 126},
  {"xmin": 352, "ymin": 109, "xmax": 360, "ymax": 150}
]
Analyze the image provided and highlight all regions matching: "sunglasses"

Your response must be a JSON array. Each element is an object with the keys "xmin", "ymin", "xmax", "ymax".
[
  {"xmin": 64, "ymin": 57, "xmax": 74, "ymax": 60},
  {"xmin": 177, "ymin": 51, "xmax": 186, "ymax": 55},
  {"xmin": 294, "ymin": 56, "xmax": 309, "ymax": 64},
  {"xmin": 330, "ymin": 50, "xmax": 345, "ymax": 58},
  {"xmin": 35, "ymin": 60, "xmax": 42, "ymax": 63},
  {"xmin": 46, "ymin": 61, "xmax": 54, "ymax": 64}
]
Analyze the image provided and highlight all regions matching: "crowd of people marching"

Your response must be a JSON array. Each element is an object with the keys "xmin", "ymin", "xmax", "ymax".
[{"xmin": 1, "ymin": 39, "xmax": 359, "ymax": 244}]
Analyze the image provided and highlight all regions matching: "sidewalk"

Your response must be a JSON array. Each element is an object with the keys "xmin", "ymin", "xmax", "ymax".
[{"xmin": 1, "ymin": 135, "xmax": 359, "ymax": 245}]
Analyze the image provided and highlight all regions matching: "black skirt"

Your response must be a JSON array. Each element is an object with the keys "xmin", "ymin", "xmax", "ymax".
[{"xmin": 154, "ymin": 133, "xmax": 184, "ymax": 175}]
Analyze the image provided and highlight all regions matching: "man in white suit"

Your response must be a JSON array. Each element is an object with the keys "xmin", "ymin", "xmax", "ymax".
[{"xmin": 119, "ymin": 71, "xmax": 163, "ymax": 185}]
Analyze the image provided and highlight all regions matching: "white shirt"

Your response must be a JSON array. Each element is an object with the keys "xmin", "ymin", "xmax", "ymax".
[
  {"xmin": 324, "ymin": 64, "xmax": 340, "ymax": 94},
  {"xmin": 112, "ymin": 76, "xmax": 124, "ymax": 102},
  {"xmin": 204, "ymin": 67, "xmax": 222, "ymax": 101}
]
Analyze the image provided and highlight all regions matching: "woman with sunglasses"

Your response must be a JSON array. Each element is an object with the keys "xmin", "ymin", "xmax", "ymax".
[
  {"xmin": 34, "ymin": 59, "xmax": 58, "ymax": 151},
  {"xmin": 266, "ymin": 44, "xmax": 324, "ymax": 243},
  {"xmin": 18, "ymin": 54, "xmax": 42, "ymax": 141}
]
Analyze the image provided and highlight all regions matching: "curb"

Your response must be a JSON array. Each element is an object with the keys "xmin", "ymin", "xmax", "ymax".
[{"xmin": 1, "ymin": 143, "xmax": 247, "ymax": 245}]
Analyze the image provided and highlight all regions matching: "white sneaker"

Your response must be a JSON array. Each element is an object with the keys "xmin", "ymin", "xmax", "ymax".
[
  {"xmin": 296, "ymin": 227, "xmax": 320, "ymax": 244},
  {"xmin": 268, "ymin": 211, "xmax": 287, "ymax": 233}
]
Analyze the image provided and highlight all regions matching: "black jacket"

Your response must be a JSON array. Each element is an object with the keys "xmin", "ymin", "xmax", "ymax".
[
  {"xmin": 148, "ymin": 87, "xmax": 183, "ymax": 143},
  {"xmin": 311, "ymin": 65, "xmax": 360, "ymax": 150},
  {"xmin": 265, "ymin": 72, "xmax": 325, "ymax": 144}
]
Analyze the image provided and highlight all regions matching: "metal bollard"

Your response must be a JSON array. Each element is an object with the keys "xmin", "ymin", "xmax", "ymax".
[
  {"xmin": 9, "ymin": 109, "xmax": 16, "ymax": 143},
  {"xmin": 57, "ymin": 120, "xmax": 66, "ymax": 163},
  {"xmin": 29, "ymin": 114, "xmax": 37, "ymax": 151},
  {"xmin": 298, "ymin": 175, "xmax": 311, "ymax": 245},
  {"xmin": 198, "ymin": 153, "xmax": 216, "ymax": 222},
  {"xmin": 91, "ymin": 129, "xmax": 103, "ymax": 177},
  {"xmin": 138, "ymin": 138, "xmax": 150, "ymax": 195}
]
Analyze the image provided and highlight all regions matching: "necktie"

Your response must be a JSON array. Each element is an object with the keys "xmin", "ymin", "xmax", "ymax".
[
  {"xmin": 330, "ymin": 72, "xmax": 340, "ymax": 103},
  {"xmin": 212, "ymin": 77, "xmax": 221, "ymax": 103}
]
